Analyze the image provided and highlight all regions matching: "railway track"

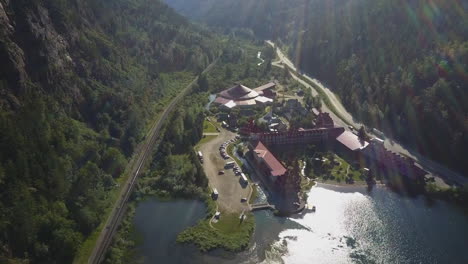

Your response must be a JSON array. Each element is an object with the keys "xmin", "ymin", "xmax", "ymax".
[{"xmin": 88, "ymin": 59, "xmax": 218, "ymax": 264}]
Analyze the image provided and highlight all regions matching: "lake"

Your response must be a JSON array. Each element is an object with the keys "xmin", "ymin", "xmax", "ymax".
[{"xmin": 133, "ymin": 185, "xmax": 468, "ymax": 263}]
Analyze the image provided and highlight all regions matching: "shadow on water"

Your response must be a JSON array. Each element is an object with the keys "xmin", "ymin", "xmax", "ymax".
[
  {"xmin": 133, "ymin": 197, "xmax": 304, "ymax": 264},
  {"xmin": 133, "ymin": 199, "xmax": 207, "ymax": 264},
  {"xmin": 133, "ymin": 176, "xmax": 468, "ymax": 263}
]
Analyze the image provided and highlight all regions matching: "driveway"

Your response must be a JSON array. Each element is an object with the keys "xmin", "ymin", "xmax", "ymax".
[{"xmin": 198, "ymin": 128, "xmax": 250, "ymax": 213}]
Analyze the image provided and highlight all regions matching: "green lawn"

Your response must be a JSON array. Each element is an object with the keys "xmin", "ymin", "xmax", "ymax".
[
  {"xmin": 329, "ymin": 155, "xmax": 349, "ymax": 182},
  {"xmin": 249, "ymin": 185, "xmax": 258, "ymax": 204},
  {"xmin": 226, "ymin": 140, "xmax": 242, "ymax": 166},
  {"xmin": 213, "ymin": 212, "xmax": 247, "ymax": 233},
  {"xmin": 203, "ymin": 120, "xmax": 218, "ymax": 133},
  {"xmin": 317, "ymin": 153, "xmax": 363, "ymax": 184},
  {"xmin": 177, "ymin": 211, "xmax": 254, "ymax": 252}
]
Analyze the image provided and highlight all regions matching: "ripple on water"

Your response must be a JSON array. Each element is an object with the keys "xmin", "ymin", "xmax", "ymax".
[
  {"xmin": 276, "ymin": 186, "xmax": 468, "ymax": 264},
  {"xmin": 134, "ymin": 186, "xmax": 468, "ymax": 264}
]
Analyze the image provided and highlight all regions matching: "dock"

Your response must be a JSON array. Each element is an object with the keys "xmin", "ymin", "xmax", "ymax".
[{"xmin": 250, "ymin": 203, "xmax": 276, "ymax": 211}]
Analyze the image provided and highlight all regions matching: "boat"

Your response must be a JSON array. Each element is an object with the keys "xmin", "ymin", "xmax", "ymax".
[{"xmin": 305, "ymin": 204, "xmax": 316, "ymax": 212}]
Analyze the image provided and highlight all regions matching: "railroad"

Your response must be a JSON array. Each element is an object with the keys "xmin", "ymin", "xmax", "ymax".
[{"xmin": 88, "ymin": 58, "xmax": 218, "ymax": 264}]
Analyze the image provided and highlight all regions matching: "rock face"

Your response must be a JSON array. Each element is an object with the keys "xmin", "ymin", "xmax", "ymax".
[
  {"xmin": 0, "ymin": 1, "xmax": 27, "ymax": 106},
  {"xmin": 0, "ymin": 0, "xmax": 77, "ymax": 108},
  {"xmin": 0, "ymin": 1, "xmax": 220, "ymax": 262},
  {"xmin": 0, "ymin": 0, "xmax": 218, "ymax": 111}
]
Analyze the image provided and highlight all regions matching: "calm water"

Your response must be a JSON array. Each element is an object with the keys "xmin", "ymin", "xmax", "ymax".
[
  {"xmin": 133, "ymin": 199, "xmax": 206, "ymax": 263},
  {"xmin": 134, "ymin": 186, "xmax": 468, "ymax": 263}
]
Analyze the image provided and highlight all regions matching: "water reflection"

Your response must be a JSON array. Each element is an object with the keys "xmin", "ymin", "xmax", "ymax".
[
  {"xmin": 133, "ymin": 185, "xmax": 468, "ymax": 264},
  {"xmin": 279, "ymin": 185, "xmax": 468, "ymax": 263}
]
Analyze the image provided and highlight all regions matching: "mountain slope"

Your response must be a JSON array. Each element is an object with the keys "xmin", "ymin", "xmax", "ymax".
[
  {"xmin": 165, "ymin": 0, "xmax": 468, "ymax": 175},
  {"xmin": 0, "ymin": 0, "xmax": 219, "ymax": 263}
]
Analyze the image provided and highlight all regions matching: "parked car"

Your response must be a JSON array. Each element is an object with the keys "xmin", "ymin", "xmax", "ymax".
[
  {"xmin": 218, "ymin": 170, "xmax": 225, "ymax": 175},
  {"xmin": 212, "ymin": 189, "xmax": 219, "ymax": 200}
]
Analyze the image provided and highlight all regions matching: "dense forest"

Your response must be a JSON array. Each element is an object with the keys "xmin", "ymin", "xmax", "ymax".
[
  {"xmin": 104, "ymin": 92, "xmax": 209, "ymax": 263},
  {"xmin": 103, "ymin": 37, "xmax": 286, "ymax": 262},
  {"xmin": 0, "ymin": 0, "xmax": 219, "ymax": 263},
  {"xmin": 165, "ymin": 0, "xmax": 468, "ymax": 175}
]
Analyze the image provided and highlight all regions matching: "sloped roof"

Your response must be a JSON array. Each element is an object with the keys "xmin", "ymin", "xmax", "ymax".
[
  {"xmin": 255, "ymin": 96, "xmax": 273, "ymax": 103},
  {"xmin": 224, "ymin": 100, "xmax": 236, "ymax": 109},
  {"xmin": 253, "ymin": 141, "xmax": 287, "ymax": 177},
  {"xmin": 219, "ymin": 84, "xmax": 259, "ymax": 100},
  {"xmin": 214, "ymin": 97, "xmax": 230, "ymax": 104},
  {"xmin": 254, "ymin": 82, "xmax": 276, "ymax": 91},
  {"xmin": 336, "ymin": 131, "xmax": 369, "ymax": 151}
]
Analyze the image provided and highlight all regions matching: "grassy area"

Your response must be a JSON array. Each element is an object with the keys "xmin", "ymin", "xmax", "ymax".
[
  {"xmin": 213, "ymin": 212, "xmax": 249, "ymax": 233},
  {"xmin": 177, "ymin": 210, "xmax": 254, "ymax": 252},
  {"xmin": 226, "ymin": 140, "xmax": 242, "ymax": 166},
  {"xmin": 249, "ymin": 185, "xmax": 258, "ymax": 204},
  {"xmin": 203, "ymin": 120, "xmax": 218, "ymax": 133},
  {"xmin": 196, "ymin": 135, "xmax": 217, "ymax": 148},
  {"xmin": 315, "ymin": 153, "xmax": 364, "ymax": 184},
  {"xmin": 301, "ymin": 178, "xmax": 315, "ymax": 191},
  {"xmin": 329, "ymin": 155, "xmax": 350, "ymax": 182}
]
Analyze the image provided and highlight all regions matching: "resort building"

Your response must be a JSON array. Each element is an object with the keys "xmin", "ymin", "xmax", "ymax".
[
  {"xmin": 254, "ymin": 82, "xmax": 277, "ymax": 99},
  {"xmin": 335, "ymin": 131, "xmax": 369, "ymax": 159},
  {"xmin": 251, "ymin": 127, "xmax": 345, "ymax": 145},
  {"xmin": 214, "ymin": 83, "xmax": 274, "ymax": 109},
  {"xmin": 362, "ymin": 142, "xmax": 427, "ymax": 182},
  {"xmin": 249, "ymin": 141, "xmax": 287, "ymax": 182},
  {"xmin": 243, "ymin": 106, "xmax": 428, "ymax": 188}
]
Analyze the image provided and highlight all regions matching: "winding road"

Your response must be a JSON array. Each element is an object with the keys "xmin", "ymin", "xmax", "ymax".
[
  {"xmin": 87, "ymin": 58, "xmax": 218, "ymax": 264},
  {"xmin": 266, "ymin": 40, "xmax": 467, "ymax": 186}
]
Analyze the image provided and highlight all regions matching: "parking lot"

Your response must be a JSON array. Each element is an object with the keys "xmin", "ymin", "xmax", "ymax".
[{"xmin": 198, "ymin": 128, "xmax": 250, "ymax": 213}]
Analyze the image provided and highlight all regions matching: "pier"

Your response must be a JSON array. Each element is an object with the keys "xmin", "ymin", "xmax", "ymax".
[{"xmin": 250, "ymin": 203, "xmax": 276, "ymax": 211}]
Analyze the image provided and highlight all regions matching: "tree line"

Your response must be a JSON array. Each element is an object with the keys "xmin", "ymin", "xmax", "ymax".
[
  {"xmin": 165, "ymin": 0, "xmax": 468, "ymax": 175},
  {"xmin": 0, "ymin": 0, "xmax": 220, "ymax": 263}
]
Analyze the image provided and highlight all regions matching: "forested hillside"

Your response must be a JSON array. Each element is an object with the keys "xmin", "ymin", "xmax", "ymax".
[
  {"xmin": 295, "ymin": 0, "xmax": 468, "ymax": 175},
  {"xmin": 165, "ymin": 0, "xmax": 468, "ymax": 175},
  {"xmin": 0, "ymin": 0, "xmax": 219, "ymax": 263}
]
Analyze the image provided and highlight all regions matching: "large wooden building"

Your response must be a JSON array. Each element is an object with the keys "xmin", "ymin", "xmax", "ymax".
[
  {"xmin": 214, "ymin": 83, "xmax": 274, "ymax": 109},
  {"xmin": 249, "ymin": 141, "xmax": 287, "ymax": 182}
]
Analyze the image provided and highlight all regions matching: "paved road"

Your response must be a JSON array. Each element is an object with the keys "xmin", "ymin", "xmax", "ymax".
[
  {"xmin": 198, "ymin": 128, "xmax": 250, "ymax": 213},
  {"xmin": 267, "ymin": 40, "xmax": 467, "ymax": 186},
  {"xmin": 87, "ymin": 59, "xmax": 219, "ymax": 264}
]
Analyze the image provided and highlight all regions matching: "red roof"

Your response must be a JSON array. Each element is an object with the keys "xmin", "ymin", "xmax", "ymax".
[
  {"xmin": 253, "ymin": 141, "xmax": 287, "ymax": 177},
  {"xmin": 335, "ymin": 131, "xmax": 369, "ymax": 151}
]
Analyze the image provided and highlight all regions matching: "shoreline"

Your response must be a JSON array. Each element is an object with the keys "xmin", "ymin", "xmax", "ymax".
[
  {"xmin": 313, "ymin": 181, "xmax": 388, "ymax": 194},
  {"xmin": 315, "ymin": 179, "xmax": 385, "ymax": 188}
]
